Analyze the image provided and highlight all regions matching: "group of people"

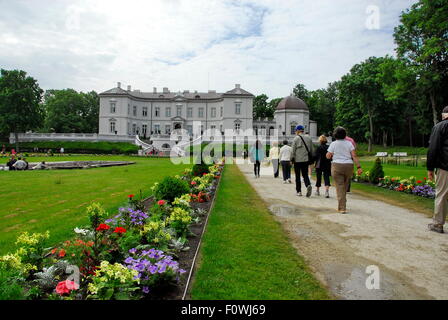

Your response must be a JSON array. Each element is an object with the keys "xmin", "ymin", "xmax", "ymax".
[
  {"xmin": 250, "ymin": 125, "xmax": 362, "ymax": 214},
  {"xmin": 6, "ymin": 155, "xmax": 29, "ymax": 171}
]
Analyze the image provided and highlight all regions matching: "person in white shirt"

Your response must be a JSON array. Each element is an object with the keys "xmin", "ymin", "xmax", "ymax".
[
  {"xmin": 12, "ymin": 158, "xmax": 27, "ymax": 170},
  {"xmin": 279, "ymin": 140, "xmax": 292, "ymax": 184},
  {"xmin": 326, "ymin": 127, "xmax": 362, "ymax": 214},
  {"xmin": 269, "ymin": 141, "xmax": 280, "ymax": 178}
]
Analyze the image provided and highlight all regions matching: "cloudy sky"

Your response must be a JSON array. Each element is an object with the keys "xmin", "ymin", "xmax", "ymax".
[{"xmin": 0, "ymin": 0, "xmax": 417, "ymax": 99}]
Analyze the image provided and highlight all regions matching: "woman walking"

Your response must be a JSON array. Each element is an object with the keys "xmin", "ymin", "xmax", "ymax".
[
  {"xmin": 269, "ymin": 141, "xmax": 280, "ymax": 178},
  {"xmin": 326, "ymin": 127, "xmax": 362, "ymax": 213},
  {"xmin": 315, "ymin": 135, "xmax": 332, "ymax": 198},
  {"xmin": 279, "ymin": 140, "xmax": 292, "ymax": 184},
  {"xmin": 249, "ymin": 140, "xmax": 265, "ymax": 178}
]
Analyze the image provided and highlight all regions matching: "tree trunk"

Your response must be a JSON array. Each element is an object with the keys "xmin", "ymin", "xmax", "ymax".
[
  {"xmin": 391, "ymin": 132, "xmax": 395, "ymax": 147},
  {"xmin": 14, "ymin": 132, "xmax": 20, "ymax": 153},
  {"xmin": 430, "ymin": 91, "xmax": 438, "ymax": 126},
  {"xmin": 368, "ymin": 110, "xmax": 374, "ymax": 153},
  {"xmin": 408, "ymin": 117, "xmax": 413, "ymax": 147},
  {"xmin": 382, "ymin": 130, "xmax": 387, "ymax": 148}
]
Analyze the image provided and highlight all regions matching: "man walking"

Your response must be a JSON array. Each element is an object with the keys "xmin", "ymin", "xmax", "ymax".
[
  {"xmin": 291, "ymin": 125, "xmax": 314, "ymax": 197},
  {"xmin": 427, "ymin": 106, "xmax": 448, "ymax": 234}
]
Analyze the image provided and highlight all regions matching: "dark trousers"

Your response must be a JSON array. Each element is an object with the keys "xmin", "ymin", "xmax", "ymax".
[
  {"xmin": 281, "ymin": 161, "xmax": 291, "ymax": 181},
  {"xmin": 316, "ymin": 168, "xmax": 331, "ymax": 187},
  {"xmin": 272, "ymin": 159, "xmax": 279, "ymax": 178},
  {"xmin": 254, "ymin": 161, "xmax": 261, "ymax": 176},
  {"xmin": 294, "ymin": 162, "xmax": 311, "ymax": 193}
]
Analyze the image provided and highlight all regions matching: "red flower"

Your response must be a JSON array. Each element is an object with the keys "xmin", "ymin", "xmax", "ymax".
[
  {"xmin": 128, "ymin": 194, "xmax": 135, "ymax": 199},
  {"xmin": 158, "ymin": 200, "xmax": 166, "ymax": 206},
  {"xmin": 424, "ymin": 177, "xmax": 427, "ymax": 180},
  {"xmin": 96, "ymin": 223, "xmax": 110, "ymax": 231},
  {"xmin": 191, "ymin": 181, "xmax": 197, "ymax": 185},
  {"xmin": 417, "ymin": 180, "xmax": 422, "ymax": 184},
  {"xmin": 113, "ymin": 227, "xmax": 126, "ymax": 234},
  {"xmin": 58, "ymin": 249, "xmax": 66, "ymax": 258},
  {"xmin": 203, "ymin": 173, "xmax": 207, "ymax": 176},
  {"xmin": 51, "ymin": 248, "xmax": 57, "ymax": 255},
  {"xmin": 56, "ymin": 280, "xmax": 79, "ymax": 296}
]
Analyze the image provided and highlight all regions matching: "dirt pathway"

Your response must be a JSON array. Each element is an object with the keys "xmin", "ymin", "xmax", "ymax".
[{"xmin": 237, "ymin": 162, "xmax": 448, "ymax": 300}]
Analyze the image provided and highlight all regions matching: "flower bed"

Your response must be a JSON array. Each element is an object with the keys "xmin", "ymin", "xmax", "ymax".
[
  {"xmin": 354, "ymin": 174, "xmax": 436, "ymax": 199},
  {"xmin": 0, "ymin": 161, "xmax": 224, "ymax": 300}
]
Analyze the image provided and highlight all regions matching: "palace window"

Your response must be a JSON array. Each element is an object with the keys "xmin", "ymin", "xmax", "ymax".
[
  {"xmin": 133, "ymin": 106, "xmax": 137, "ymax": 117},
  {"xmin": 211, "ymin": 107, "xmax": 216, "ymax": 118},
  {"xmin": 110, "ymin": 102, "xmax": 116, "ymax": 114},
  {"xmin": 142, "ymin": 124, "xmax": 148, "ymax": 137},
  {"xmin": 165, "ymin": 125, "xmax": 171, "ymax": 134},
  {"xmin": 198, "ymin": 107, "xmax": 204, "ymax": 118},
  {"xmin": 187, "ymin": 107, "xmax": 193, "ymax": 118},
  {"xmin": 166, "ymin": 107, "xmax": 171, "ymax": 117},
  {"xmin": 142, "ymin": 107, "xmax": 148, "ymax": 117},
  {"xmin": 234, "ymin": 123, "xmax": 241, "ymax": 131},
  {"xmin": 110, "ymin": 121, "xmax": 116, "ymax": 133},
  {"xmin": 154, "ymin": 124, "xmax": 160, "ymax": 134},
  {"xmin": 187, "ymin": 125, "xmax": 193, "ymax": 135},
  {"xmin": 220, "ymin": 107, "xmax": 223, "ymax": 117},
  {"xmin": 127, "ymin": 104, "xmax": 130, "ymax": 115},
  {"xmin": 132, "ymin": 123, "xmax": 137, "ymax": 135},
  {"xmin": 235, "ymin": 103, "xmax": 241, "ymax": 115},
  {"xmin": 177, "ymin": 106, "xmax": 182, "ymax": 117},
  {"xmin": 155, "ymin": 107, "xmax": 160, "ymax": 117}
]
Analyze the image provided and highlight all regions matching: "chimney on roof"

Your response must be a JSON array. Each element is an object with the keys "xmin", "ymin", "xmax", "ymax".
[
  {"xmin": 153, "ymin": 87, "xmax": 157, "ymax": 93},
  {"xmin": 163, "ymin": 87, "xmax": 169, "ymax": 93},
  {"xmin": 117, "ymin": 82, "xmax": 121, "ymax": 88},
  {"xmin": 208, "ymin": 90, "xmax": 216, "ymax": 93},
  {"xmin": 235, "ymin": 84, "xmax": 240, "ymax": 89},
  {"xmin": 127, "ymin": 85, "xmax": 131, "ymax": 91}
]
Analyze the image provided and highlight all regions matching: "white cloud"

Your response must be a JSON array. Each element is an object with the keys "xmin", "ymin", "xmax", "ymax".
[{"xmin": 0, "ymin": 0, "xmax": 418, "ymax": 98}]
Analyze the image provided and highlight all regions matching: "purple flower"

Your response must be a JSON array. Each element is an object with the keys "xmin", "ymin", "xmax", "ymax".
[
  {"xmin": 129, "ymin": 248, "xmax": 137, "ymax": 254},
  {"xmin": 142, "ymin": 286, "xmax": 150, "ymax": 294}
]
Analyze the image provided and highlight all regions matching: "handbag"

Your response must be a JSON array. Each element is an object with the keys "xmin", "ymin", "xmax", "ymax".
[{"xmin": 299, "ymin": 135, "xmax": 314, "ymax": 165}]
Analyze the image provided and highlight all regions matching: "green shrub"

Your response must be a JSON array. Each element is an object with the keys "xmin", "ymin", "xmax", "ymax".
[
  {"xmin": 369, "ymin": 157, "xmax": 385, "ymax": 184},
  {"xmin": 0, "ymin": 266, "xmax": 26, "ymax": 300},
  {"xmin": 192, "ymin": 162, "xmax": 210, "ymax": 177},
  {"xmin": 4, "ymin": 141, "xmax": 138, "ymax": 155},
  {"xmin": 153, "ymin": 176, "xmax": 190, "ymax": 203}
]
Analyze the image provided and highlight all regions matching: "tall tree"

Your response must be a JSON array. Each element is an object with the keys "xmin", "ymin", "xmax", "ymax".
[
  {"xmin": 0, "ymin": 69, "xmax": 44, "ymax": 152},
  {"xmin": 253, "ymin": 94, "xmax": 269, "ymax": 119},
  {"xmin": 292, "ymin": 83, "xmax": 310, "ymax": 103},
  {"xmin": 44, "ymin": 89, "xmax": 99, "ymax": 133},
  {"xmin": 394, "ymin": 0, "xmax": 448, "ymax": 125}
]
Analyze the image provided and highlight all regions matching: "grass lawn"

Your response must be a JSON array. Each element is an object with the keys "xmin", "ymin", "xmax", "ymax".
[
  {"xmin": 352, "ymin": 158, "xmax": 433, "ymax": 216},
  {"xmin": 190, "ymin": 165, "xmax": 330, "ymax": 300},
  {"xmin": 0, "ymin": 155, "xmax": 189, "ymax": 255}
]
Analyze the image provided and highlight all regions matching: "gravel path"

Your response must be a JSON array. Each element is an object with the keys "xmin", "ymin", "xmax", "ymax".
[{"xmin": 237, "ymin": 162, "xmax": 448, "ymax": 300}]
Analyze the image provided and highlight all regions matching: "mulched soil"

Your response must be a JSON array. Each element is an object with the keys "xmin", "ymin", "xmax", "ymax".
[{"xmin": 141, "ymin": 175, "xmax": 221, "ymax": 300}]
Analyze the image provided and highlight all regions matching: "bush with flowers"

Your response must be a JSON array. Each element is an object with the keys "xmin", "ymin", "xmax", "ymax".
[
  {"xmin": 375, "ymin": 175, "xmax": 436, "ymax": 199},
  {"xmin": 87, "ymin": 261, "xmax": 141, "ymax": 300},
  {"xmin": 0, "ymin": 159, "xmax": 225, "ymax": 300}
]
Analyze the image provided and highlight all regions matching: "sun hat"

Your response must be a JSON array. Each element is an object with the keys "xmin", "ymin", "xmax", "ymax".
[{"xmin": 295, "ymin": 125, "xmax": 305, "ymax": 132}]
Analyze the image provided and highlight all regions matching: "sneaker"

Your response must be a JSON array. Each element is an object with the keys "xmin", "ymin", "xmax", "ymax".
[
  {"xmin": 297, "ymin": 192, "xmax": 302, "ymax": 197},
  {"xmin": 306, "ymin": 185, "xmax": 312, "ymax": 198},
  {"xmin": 315, "ymin": 190, "xmax": 320, "ymax": 196},
  {"xmin": 288, "ymin": 179, "xmax": 292, "ymax": 184},
  {"xmin": 428, "ymin": 223, "xmax": 444, "ymax": 234},
  {"xmin": 325, "ymin": 190, "xmax": 330, "ymax": 198}
]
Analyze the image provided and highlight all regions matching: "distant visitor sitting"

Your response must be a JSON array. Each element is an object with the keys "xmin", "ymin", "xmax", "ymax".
[
  {"xmin": 12, "ymin": 157, "xmax": 27, "ymax": 170},
  {"xmin": 33, "ymin": 161, "xmax": 47, "ymax": 170},
  {"xmin": 6, "ymin": 156, "xmax": 17, "ymax": 171}
]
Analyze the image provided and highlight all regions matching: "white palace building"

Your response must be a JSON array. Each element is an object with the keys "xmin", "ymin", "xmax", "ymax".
[
  {"xmin": 98, "ymin": 82, "xmax": 317, "ymax": 149},
  {"xmin": 11, "ymin": 82, "xmax": 317, "ymax": 151}
]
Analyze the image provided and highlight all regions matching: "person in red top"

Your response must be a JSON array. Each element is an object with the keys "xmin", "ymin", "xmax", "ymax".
[{"xmin": 345, "ymin": 135, "xmax": 356, "ymax": 193}]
